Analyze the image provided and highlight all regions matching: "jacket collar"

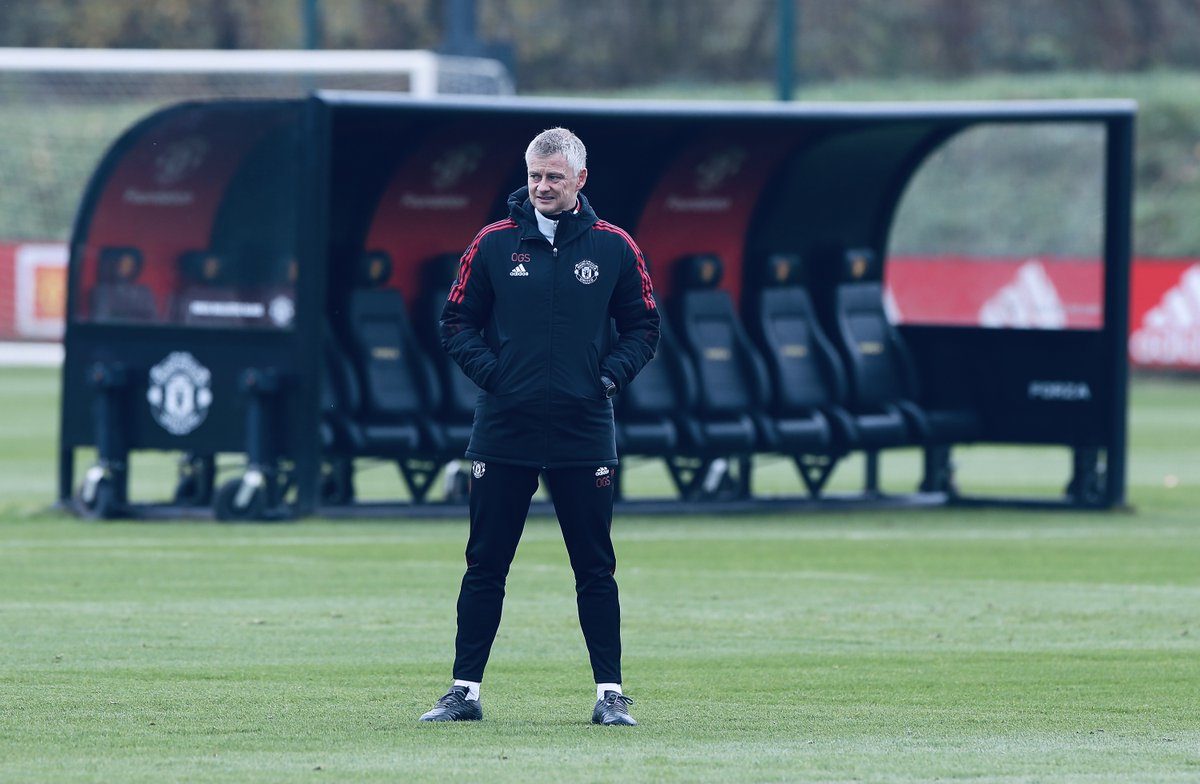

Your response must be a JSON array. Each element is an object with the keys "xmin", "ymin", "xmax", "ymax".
[{"xmin": 507, "ymin": 187, "xmax": 597, "ymax": 247}]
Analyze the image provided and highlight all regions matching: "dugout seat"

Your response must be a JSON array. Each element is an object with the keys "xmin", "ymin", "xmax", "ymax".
[
  {"xmin": 745, "ymin": 253, "xmax": 847, "ymax": 496},
  {"xmin": 612, "ymin": 314, "xmax": 701, "ymax": 498},
  {"xmin": 335, "ymin": 250, "xmax": 447, "ymax": 502},
  {"xmin": 89, "ymin": 247, "xmax": 157, "ymax": 322},
  {"xmin": 832, "ymin": 248, "xmax": 981, "ymax": 492},
  {"xmin": 416, "ymin": 253, "xmax": 478, "ymax": 449},
  {"xmin": 667, "ymin": 254, "xmax": 766, "ymax": 499},
  {"xmin": 615, "ymin": 314, "xmax": 692, "ymax": 456},
  {"xmin": 173, "ymin": 250, "xmax": 244, "ymax": 327}
]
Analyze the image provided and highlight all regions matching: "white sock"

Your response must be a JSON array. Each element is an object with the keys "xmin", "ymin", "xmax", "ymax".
[
  {"xmin": 596, "ymin": 682, "xmax": 622, "ymax": 700},
  {"xmin": 453, "ymin": 679, "xmax": 481, "ymax": 701}
]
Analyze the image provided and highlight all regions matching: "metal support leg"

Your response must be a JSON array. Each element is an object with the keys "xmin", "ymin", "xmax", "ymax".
[
  {"xmin": 242, "ymin": 367, "xmax": 282, "ymax": 508},
  {"xmin": 78, "ymin": 362, "xmax": 130, "ymax": 518},
  {"xmin": 920, "ymin": 444, "xmax": 954, "ymax": 494},
  {"xmin": 737, "ymin": 454, "xmax": 753, "ymax": 499},
  {"xmin": 59, "ymin": 446, "xmax": 75, "ymax": 506},
  {"xmin": 214, "ymin": 368, "xmax": 284, "ymax": 521},
  {"xmin": 1068, "ymin": 446, "xmax": 1105, "ymax": 507},
  {"xmin": 864, "ymin": 450, "xmax": 880, "ymax": 495}
]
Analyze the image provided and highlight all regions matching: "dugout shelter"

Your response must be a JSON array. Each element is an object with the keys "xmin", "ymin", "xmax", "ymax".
[{"xmin": 58, "ymin": 94, "xmax": 1135, "ymax": 519}]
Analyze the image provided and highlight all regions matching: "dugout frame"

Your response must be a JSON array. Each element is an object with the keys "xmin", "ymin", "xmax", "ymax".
[{"xmin": 57, "ymin": 93, "xmax": 1135, "ymax": 519}]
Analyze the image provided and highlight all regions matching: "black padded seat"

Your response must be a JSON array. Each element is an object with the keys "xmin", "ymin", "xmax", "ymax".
[
  {"xmin": 833, "ymin": 248, "xmax": 982, "ymax": 444},
  {"xmin": 343, "ymin": 250, "xmax": 440, "ymax": 455},
  {"xmin": 317, "ymin": 251, "xmax": 451, "ymax": 503},
  {"xmin": 670, "ymin": 255, "xmax": 764, "ymax": 457},
  {"xmin": 357, "ymin": 423, "xmax": 422, "ymax": 452},
  {"xmin": 832, "ymin": 248, "xmax": 983, "ymax": 492},
  {"xmin": 442, "ymin": 423, "xmax": 475, "ymax": 452},
  {"xmin": 682, "ymin": 415, "xmax": 757, "ymax": 453},
  {"xmin": 830, "ymin": 250, "xmax": 919, "ymax": 449},
  {"xmin": 765, "ymin": 415, "xmax": 834, "ymax": 449},
  {"xmin": 745, "ymin": 253, "xmax": 845, "ymax": 456},
  {"xmin": 616, "ymin": 420, "xmax": 677, "ymax": 454},
  {"xmin": 90, "ymin": 247, "xmax": 157, "ymax": 322},
  {"xmin": 848, "ymin": 410, "xmax": 910, "ymax": 449},
  {"xmin": 903, "ymin": 405, "xmax": 981, "ymax": 445},
  {"xmin": 323, "ymin": 324, "xmax": 424, "ymax": 455},
  {"xmin": 173, "ymin": 250, "xmax": 245, "ymax": 327},
  {"xmin": 745, "ymin": 252, "xmax": 863, "ymax": 494},
  {"xmin": 614, "ymin": 315, "xmax": 693, "ymax": 457}
]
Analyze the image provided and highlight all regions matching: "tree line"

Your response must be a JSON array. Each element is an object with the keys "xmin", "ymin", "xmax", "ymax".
[{"xmin": 4, "ymin": 0, "xmax": 1200, "ymax": 91}]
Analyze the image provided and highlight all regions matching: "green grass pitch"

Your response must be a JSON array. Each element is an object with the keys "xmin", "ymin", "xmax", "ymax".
[{"xmin": 1, "ymin": 367, "xmax": 1198, "ymax": 782}]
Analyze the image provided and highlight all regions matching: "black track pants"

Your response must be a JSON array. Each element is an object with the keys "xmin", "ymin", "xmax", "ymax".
[{"xmin": 452, "ymin": 460, "xmax": 621, "ymax": 684}]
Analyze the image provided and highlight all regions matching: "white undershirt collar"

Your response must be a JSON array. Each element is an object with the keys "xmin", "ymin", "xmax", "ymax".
[{"xmin": 534, "ymin": 209, "xmax": 557, "ymax": 245}]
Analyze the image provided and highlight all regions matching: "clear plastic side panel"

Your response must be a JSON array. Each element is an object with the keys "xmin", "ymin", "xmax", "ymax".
[
  {"xmin": 886, "ymin": 123, "xmax": 1105, "ymax": 331},
  {"xmin": 72, "ymin": 103, "xmax": 301, "ymax": 330}
]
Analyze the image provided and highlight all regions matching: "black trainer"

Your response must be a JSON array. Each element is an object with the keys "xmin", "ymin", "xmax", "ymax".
[
  {"xmin": 419, "ymin": 686, "xmax": 483, "ymax": 722},
  {"xmin": 592, "ymin": 691, "xmax": 637, "ymax": 726}
]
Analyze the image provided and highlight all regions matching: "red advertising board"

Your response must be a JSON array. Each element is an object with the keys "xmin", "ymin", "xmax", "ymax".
[
  {"xmin": 884, "ymin": 256, "xmax": 1104, "ymax": 330},
  {"xmin": 885, "ymin": 255, "xmax": 1200, "ymax": 371},
  {"xmin": 0, "ymin": 242, "xmax": 68, "ymax": 340},
  {"xmin": 1128, "ymin": 259, "xmax": 1200, "ymax": 369}
]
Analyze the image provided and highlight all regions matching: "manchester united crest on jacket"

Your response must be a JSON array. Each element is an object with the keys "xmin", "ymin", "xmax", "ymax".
[{"xmin": 574, "ymin": 259, "xmax": 599, "ymax": 285}]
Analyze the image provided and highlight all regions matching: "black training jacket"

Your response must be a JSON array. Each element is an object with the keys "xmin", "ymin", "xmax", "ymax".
[{"xmin": 439, "ymin": 188, "xmax": 660, "ymax": 468}]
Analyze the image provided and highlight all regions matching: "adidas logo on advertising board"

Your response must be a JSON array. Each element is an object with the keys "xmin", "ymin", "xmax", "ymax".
[
  {"xmin": 1130, "ymin": 263, "xmax": 1200, "ymax": 366},
  {"xmin": 509, "ymin": 263, "xmax": 529, "ymax": 277},
  {"xmin": 978, "ymin": 260, "xmax": 1066, "ymax": 329}
]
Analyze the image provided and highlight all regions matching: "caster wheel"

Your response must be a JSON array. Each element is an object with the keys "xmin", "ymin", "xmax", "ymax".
[
  {"xmin": 700, "ymin": 458, "xmax": 730, "ymax": 499},
  {"xmin": 440, "ymin": 461, "xmax": 470, "ymax": 504},
  {"xmin": 214, "ymin": 477, "xmax": 267, "ymax": 522},
  {"xmin": 78, "ymin": 474, "xmax": 120, "ymax": 520},
  {"xmin": 173, "ymin": 455, "xmax": 215, "ymax": 506},
  {"xmin": 1068, "ymin": 474, "xmax": 1106, "ymax": 507}
]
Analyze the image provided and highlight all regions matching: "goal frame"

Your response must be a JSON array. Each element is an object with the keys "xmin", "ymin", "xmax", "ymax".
[{"xmin": 0, "ymin": 47, "xmax": 517, "ymax": 98}]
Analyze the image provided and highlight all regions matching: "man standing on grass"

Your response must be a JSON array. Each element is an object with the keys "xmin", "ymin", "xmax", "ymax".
[{"xmin": 422, "ymin": 127, "xmax": 659, "ymax": 726}]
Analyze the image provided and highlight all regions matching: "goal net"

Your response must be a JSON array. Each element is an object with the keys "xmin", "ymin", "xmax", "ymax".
[{"xmin": 0, "ymin": 47, "xmax": 513, "ymax": 343}]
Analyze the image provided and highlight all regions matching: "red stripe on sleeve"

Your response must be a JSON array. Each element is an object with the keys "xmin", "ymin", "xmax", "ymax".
[
  {"xmin": 594, "ymin": 220, "xmax": 656, "ymax": 309},
  {"xmin": 447, "ymin": 218, "xmax": 516, "ymax": 304}
]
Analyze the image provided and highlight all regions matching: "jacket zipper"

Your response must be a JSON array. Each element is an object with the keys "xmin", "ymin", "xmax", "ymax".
[{"xmin": 543, "ymin": 244, "xmax": 557, "ymax": 467}]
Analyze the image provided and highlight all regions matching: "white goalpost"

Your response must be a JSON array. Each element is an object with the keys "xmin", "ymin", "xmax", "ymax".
[{"xmin": 0, "ymin": 47, "xmax": 514, "ymax": 100}]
